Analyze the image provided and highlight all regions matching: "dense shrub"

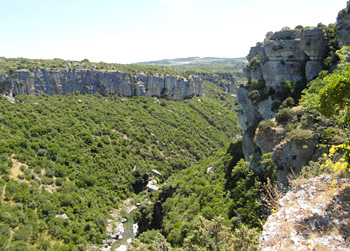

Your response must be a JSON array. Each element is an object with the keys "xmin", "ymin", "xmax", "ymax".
[
  {"xmin": 258, "ymin": 120, "xmax": 276, "ymax": 131},
  {"xmin": 276, "ymin": 108, "xmax": 294, "ymax": 124},
  {"xmin": 281, "ymin": 97, "xmax": 295, "ymax": 108},
  {"xmin": 286, "ymin": 128, "xmax": 314, "ymax": 144}
]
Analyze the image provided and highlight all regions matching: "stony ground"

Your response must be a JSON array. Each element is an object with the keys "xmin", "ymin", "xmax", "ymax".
[{"xmin": 260, "ymin": 175, "xmax": 350, "ymax": 251}]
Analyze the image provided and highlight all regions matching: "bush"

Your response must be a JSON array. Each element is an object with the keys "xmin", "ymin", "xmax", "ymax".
[
  {"xmin": 271, "ymin": 101, "xmax": 281, "ymax": 113},
  {"xmin": 248, "ymin": 55, "xmax": 262, "ymax": 70},
  {"xmin": 280, "ymin": 97, "xmax": 295, "ymax": 108},
  {"xmin": 276, "ymin": 108, "xmax": 294, "ymax": 124},
  {"xmin": 258, "ymin": 120, "xmax": 276, "ymax": 131},
  {"xmin": 286, "ymin": 128, "xmax": 314, "ymax": 144}
]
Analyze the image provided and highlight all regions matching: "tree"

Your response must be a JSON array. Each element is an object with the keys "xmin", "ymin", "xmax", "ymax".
[
  {"xmin": 319, "ymin": 46, "xmax": 350, "ymax": 124},
  {"xmin": 183, "ymin": 216, "xmax": 259, "ymax": 251}
]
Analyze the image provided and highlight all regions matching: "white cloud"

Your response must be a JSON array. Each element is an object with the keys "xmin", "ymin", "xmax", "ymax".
[{"xmin": 159, "ymin": 0, "xmax": 200, "ymax": 10}]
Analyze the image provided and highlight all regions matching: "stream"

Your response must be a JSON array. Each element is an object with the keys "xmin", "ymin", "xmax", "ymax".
[
  {"xmin": 112, "ymin": 215, "xmax": 136, "ymax": 250},
  {"xmin": 108, "ymin": 198, "xmax": 138, "ymax": 251}
]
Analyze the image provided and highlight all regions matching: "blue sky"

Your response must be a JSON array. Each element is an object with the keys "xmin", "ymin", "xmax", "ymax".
[{"xmin": 0, "ymin": 0, "xmax": 347, "ymax": 64}]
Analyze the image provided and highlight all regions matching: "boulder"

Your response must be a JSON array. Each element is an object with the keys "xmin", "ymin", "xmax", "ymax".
[
  {"xmin": 269, "ymin": 29, "xmax": 303, "ymax": 40},
  {"xmin": 207, "ymin": 167, "xmax": 215, "ymax": 174},
  {"xmin": 247, "ymin": 42, "xmax": 268, "ymax": 63},
  {"xmin": 146, "ymin": 179, "xmax": 159, "ymax": 191},
  {"xmin": 55, "ymin": 213, "xmax": 69, "ymax": 220},
  {"xmin": 272, "ymin": 132, "xmax": 318, "ymax": 187},
  {"xmin": 132, "ymin": 223, "xmax": 139, "ymax": 235},
  {"xmin": 300, "ymin": 28, "xmax": 328, "ymax": 60},
  {"xmin": 254, "ymin": 125, "xmax": 285, "ymax": 154},
  {"xmin": 151, "ymin": 169, "xmax": 162, "ymax": 176}
]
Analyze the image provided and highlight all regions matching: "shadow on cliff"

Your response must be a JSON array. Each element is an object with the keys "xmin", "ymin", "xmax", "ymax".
[{"xmin": 224, "ymin": 139, "xmax": 244, "ymax": 190}]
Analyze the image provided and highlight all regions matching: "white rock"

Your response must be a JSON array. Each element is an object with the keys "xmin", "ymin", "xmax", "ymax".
[
  {"xmin": 146, "ymin": 179, "xmax": 159, "ymax": 191},
  {"xmin": 116, "ymin": 245, "xmax": 127, "ymax": 251},
  {"xmin": 132, "ymin": 223, "xmax": 138, "ymax": 235},
  {"xmin": 207, "ymin": 167, "xmax": 215, "ymax": 174},
  {"xmin": 151, "ymin": 169, "xmax": 162, "ymax": 176}
]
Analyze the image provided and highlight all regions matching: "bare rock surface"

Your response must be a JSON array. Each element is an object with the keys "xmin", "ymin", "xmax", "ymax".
[
  {"xmin": 260, "ymin": 175, "xmax": 350, "ymax": 251},
  {"xmin": 0, "ymin": 69, "xmax": 202, "ymax": 101}
]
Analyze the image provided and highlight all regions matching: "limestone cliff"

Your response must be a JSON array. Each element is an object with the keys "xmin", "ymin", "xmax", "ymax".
[
  {"xmin": 0, "ymin": 68, "xmax": 203, "ymax": 101},
  {"xmin": 238, "ymin": 27, "xmax": 326, "ymax": 181},
  {"xmin": 237, "ymin": 1, "xmax": 350, "ymax": 187}
]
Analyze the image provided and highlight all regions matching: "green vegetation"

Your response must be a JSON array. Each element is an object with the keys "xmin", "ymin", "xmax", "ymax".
[
  {"xmin": 275, "ymin": 108, "xmax": 295, "ymax": 124},
  {"xmin": 247, "ymin": 55, "xmax": 262, "ymax": 70},
  {"xmin": 257, "ymin": 120, "xmax": 276, "ymax": 132},
  {"xmin": 300, "ymin": 46, "xmax": 350, "ymax": 166},
  {"xmin": 135, "ymin": 57, "xmax": 248, "ymax": 71},
  {"xmin": 0, "ymin": 81, "xmax": 240, "ymax": 250},
  {"xmin": 131, "ymin": 141, "xmax": 273, "ymax": 250},
  {"xmin": 319, "ymin": 46, "xmax": 350, "ymax": 124},
  {"xmin": 246, "ymin": 79, "xmax": 268, "ymax": 105},
  {"xmin": 0, "ymin": 57, "xmax": 204, "ymax": 77}
]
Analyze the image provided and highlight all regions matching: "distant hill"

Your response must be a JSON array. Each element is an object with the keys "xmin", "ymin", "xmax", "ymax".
[{"xmin": 134, "ymin": 57, "xmax": 248, "ymax": 71}]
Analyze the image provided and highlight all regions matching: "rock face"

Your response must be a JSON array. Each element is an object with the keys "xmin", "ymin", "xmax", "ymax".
[
  {"xmin": 260, "ymin": 176, "xmax": 350, "ymax": 251},
  {"xmin": 0, "ymin": 68, "xmax": 203, "ymax": 101},
  {"xmin": 237, "ymin": 27, "xmax": 328, "ymax": 184},
  {"xmin": 336, "ymin": 2, "xmax": 350, "ymax": 47}
]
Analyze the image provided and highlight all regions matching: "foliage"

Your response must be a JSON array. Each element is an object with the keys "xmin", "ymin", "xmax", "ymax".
[
  {"xmin": 319, "ymin": 46, "xmax": 350, "ymax": 124},
  {"xmin": 248, "ymin": 55, "xmax": 262, "ymax": 70},
  {"xmin": 131, "ymin": 139, "xmax": 275, "ymax": 249},
  {"xmin": 320, "ymin": 144, "xmax": 350, "ymax": 175},
  {"xmin": 183, "ymin": 216, "xmax": 259, "ymax": 251},
  {"xmin": 280, "ymin": 97, "xmax": 295, "ymax": 108},
  {"xmin": 0, "ymin": 83, "xmax": 240, "ymax": 249},
  {"xmin": 322, "ymin": 23, "xmax": 340, "ymax": 69},
  {"xmin": 286, "ymin": 128, "xmax": 314, "ymax": 145},
  {"xmin": 130, "ymin": 233, "xmax": 172, "ymax": 251},
  {"xmin": 247, "ymin": 79, "xmax": 268, "ymax": 105},
  {"xmin": 257, "ymin": 120, "xmax": 276, "ymax": 132},
  {"xmin": 135, "ymin": 57, "xmax": 248, "ymax": 71},
  {"xmin": 275, "ymin": 108, "xmax": 294, "ymax": 124}
]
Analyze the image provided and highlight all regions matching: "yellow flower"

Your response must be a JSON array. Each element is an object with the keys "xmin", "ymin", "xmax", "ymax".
[{"xmin": 330, "ymin": 179, "xmax": 338, "ymax": 187}]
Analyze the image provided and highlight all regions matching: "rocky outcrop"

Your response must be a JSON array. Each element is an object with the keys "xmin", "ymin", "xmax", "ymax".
[
  {"xmin": 0, "ymin": 68, "xmax": 203, "ymax": 101},
  {"xmin": 260, "ymin": 175, "xmax": 350, "ymax": 251},
  {"xmin": 336, "ymin": 1, "xmax": 350, "ymax": 47},
  {"xmin": 237, "ymin": 26, "xmax": 329, "ymax": 180},
  {"xmin": 272, "ymin": 134, "xmax": 318, "ymax": 187},
  {"xmin": 254, "ymin": 126, "xmax": 285, "ymax": 155}
]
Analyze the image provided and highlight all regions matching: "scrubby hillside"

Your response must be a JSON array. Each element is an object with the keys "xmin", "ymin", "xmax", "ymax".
[{"xmin": 0, "ymin": 80, "xmax": 240, "ymax": 250}]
